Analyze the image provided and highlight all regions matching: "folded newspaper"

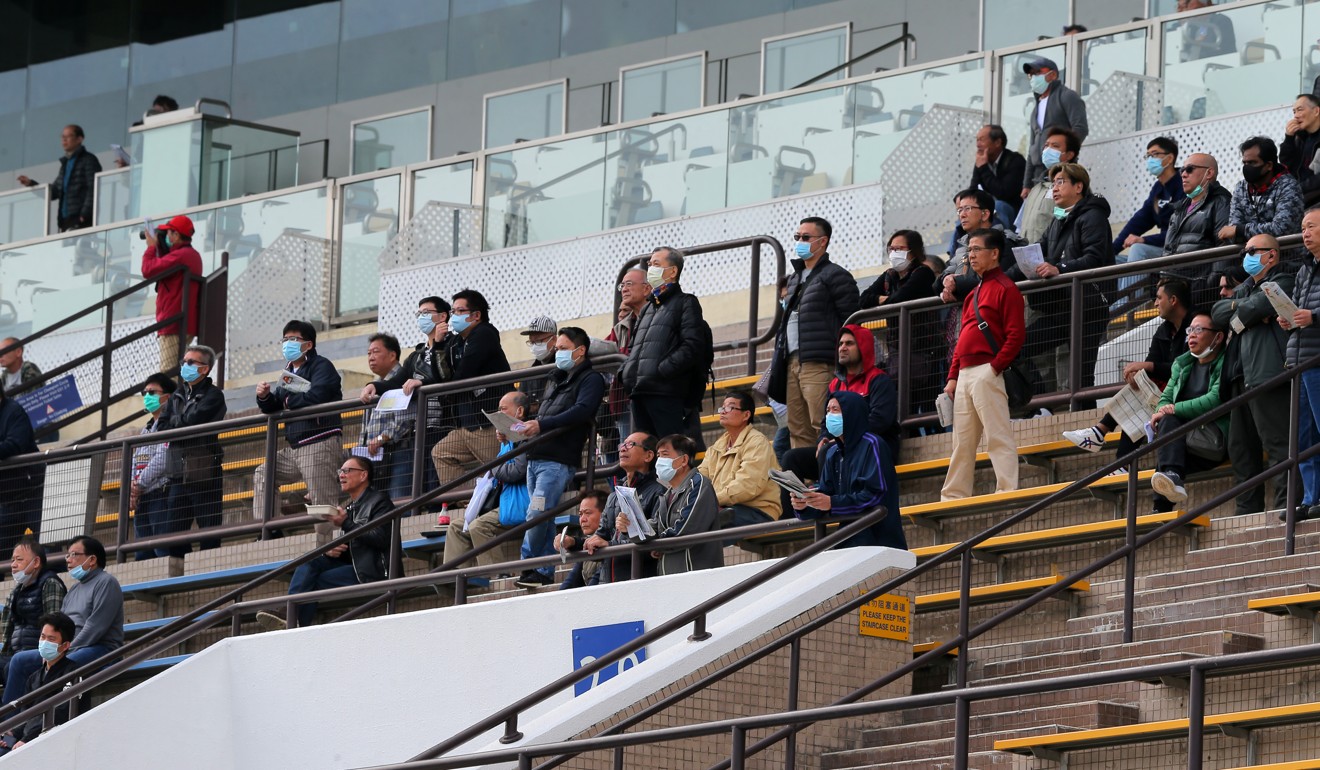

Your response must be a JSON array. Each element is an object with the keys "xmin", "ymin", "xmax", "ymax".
[
  {"xmin": 1011, "ymin": 243, "xmax": 1045, "ymax": 276},
  {"xmin": 276, "ymin": 370, "xmax": 312, "ymax": 393},
  {"xmin": 484, "ymin": 409, "xmax": 527, "ymax": 441},
  {"xmin": 1103, "ymin": 369, "xmax": 1164, "ymax": 442},
  {"xmin": 935, "ymin": 392, "xmax": 954, "ymax": 428},
  {"xmin": 614, "ymin": 486, "xmax": 655, "ymax": 540},
  {"xmin": 768, "ymin": 468, "xmax": 811, "ymax": 496},
  {"xmin": 1261, "ymin": 281, "xmax": 1300, "ymax": 330}
]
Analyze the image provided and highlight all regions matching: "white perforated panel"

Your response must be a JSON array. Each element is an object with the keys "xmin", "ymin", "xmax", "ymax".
[
  {"xmin": 379, "ymin": 202, "xmax": 483, "ymax": 271},
  {"xmin": 226, "ymin": 232, "xmax": 331, "ymax": 380},
  {"xmin": 20, "ymin": 315, "xmax": 156, "ymax": 430},
  {"xmin": 379, "ymin": 185, "xmax": 887, "ymax": 344},
  {"xmin": 878, "ymin": 105, "xmax": 985, "ymax": 239},
  {"xmin": 1086, "ymin": 72, "xmax": 1166, "ymax": 142}
]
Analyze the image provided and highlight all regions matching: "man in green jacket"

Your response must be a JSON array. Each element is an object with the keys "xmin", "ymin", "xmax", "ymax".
[
  {"xmin": 1212, "ymin": 233, "xmax": 1295, "ymax": 516},
  {"xmin": 1150, "ymin": 312, "xmax": 1229, "ymax": 511}
]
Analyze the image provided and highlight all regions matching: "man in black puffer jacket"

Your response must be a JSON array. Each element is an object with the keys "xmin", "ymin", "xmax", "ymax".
[
  {"xmin": 770, "ymin": 217, "xmax": 860, "ymax": 448},
  {"xmin": 1162, "ymin": 153, "xmax": 1233, "ymax": 308},
  {"xmin": 622, "ymin": 246, "xmax": 709, "ymax": 451},
  {"xmin": 1009, "ymin": 163, "xmax": 1112, "ymax": 401}
]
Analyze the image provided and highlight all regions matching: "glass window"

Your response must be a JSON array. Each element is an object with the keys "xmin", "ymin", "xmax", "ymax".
[
  {"xmin": 983, "ymin": 0, "xmax": 1067, "ymax": 49},
  {"xmin": 338, "ymin": 174, "xmax": 402, "ymax": 317},
  {"xmin": 128, "ymin": 28, "xmax": 235, "ymax": 119},
  {"xmin": 26, "ymin": 47, "xmax": 131, "ymax": 168},
  {"xmin": 762, "ymin": 25, "xmax": 849, "ymax": 95},
  {"xmin": 95, "ymin": 169, "xmax": 132, "ymax": 226},
  {"xmin": 0, "ymin": 189, "xmax": 50, "ymax": 244},
  {"xmin": 412, "ymin": 161, "xmax": 476, "ymax": 215},
  {"xmin": 996, "ymin": 45, "xmax": 1067, "ymax": 163},
  {"xmin": 1161, "ymin": 0, "xmax": 1302, "ymax": 124},
  {"xmin": 338, "ymin": 0, "xmax": 448, "ymax": 102},
  {"xmin": 677, "ymin": 0, "xmax": 790, "ymax": 33},
  {"xmin": 352, "ymin": 109, "xmax": 432, "ymax": 175},
  {"xmin": 447, "ymin": 0, "xmax": 561, "ymax": 80},
  {"xmin": 483, "ymin": 134, "xmax": 607, "ymax": 250},
  {"xmin": 1074, "ymin": 0, "xmax": 1145, "ymax": 32},
  {"xmin": 232, "ymin": 4, "xmax": 340, "ymax": 119},
  {"xmin": 1079, "ymin": 29, "xmax": 1160, "ymax": 140},
  {"xmin": 0, "ymin": 70, "xmax": 26, "ymax": 174},
  {"xmin": 604, "ymin": 110, "xmax": 729, "ymax": 225},
  {"xmin": 484, "ymin": 81, "xmax": 566, "ymax": 149},
  {"xmin": 562, "ymin": 0, "xmax": 677, "ymax": 57},
  {"xmin": 199, "ymin": 185, "xmax": 331, "ymax": 283},
  {"xmin": 727, "ymin": 87, "xmax": 848, "ymax": 207},
  {"xmin": 620, "ymin": 54, "xmax": 705, "ymax": 123}
]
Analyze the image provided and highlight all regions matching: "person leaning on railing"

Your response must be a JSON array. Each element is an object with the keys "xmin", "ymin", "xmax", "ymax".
[
  {"xmin": 1284, "ymin": 205, "xmax": 1320, "ymax": 520},
  {"xmin": 646, "ymin": 434, "xmax": 722, "ymax": 575},
  {"xmin": 589, "ymin": 432, "xmax": 663, "ymax": 583}
]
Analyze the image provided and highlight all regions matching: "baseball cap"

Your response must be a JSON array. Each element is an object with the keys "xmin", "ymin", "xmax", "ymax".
[
  {"xmin": 1022, "ymin": 57, "xmax": 1059, "ymax": 74},
  {"xmin": 520, "ymin": 315, "xmax": 557, "ymax": 336},
  {"xmin": 159, "ymin": 214, "xmax": 195, "ymax": 238}
]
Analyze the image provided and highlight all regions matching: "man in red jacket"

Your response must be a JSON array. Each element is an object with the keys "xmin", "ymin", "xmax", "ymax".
[
  {"xmin": 940, "ymin": 228, "xmax": 1026, "ymax": 500},
  {"xmin": 141, "ymin": 214, "xmax": 203, "ymax": 373}
]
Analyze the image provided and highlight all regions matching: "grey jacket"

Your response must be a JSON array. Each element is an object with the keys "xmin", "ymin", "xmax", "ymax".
[
  {"xmin": 651, "ymin": 470, "xmax": 723, "ymax": 576},
  {"xmin": 1228, "ymin": 172, "xmax": 1304, "ymax": 240},
  {"xmin": 1023, "ymin": 81, "xmax": 1089, "ymax": 187},
  {"xmin": 64, "ymin": 568, "xmax": 124, "ymax": 652},
  {"xmin": 1289, "ymin": 254, "xmax": 1320, "ymax": 368},
  {"xmin": 1212, "ymin": 267, "xmax": 1293, "ymax": 388}
]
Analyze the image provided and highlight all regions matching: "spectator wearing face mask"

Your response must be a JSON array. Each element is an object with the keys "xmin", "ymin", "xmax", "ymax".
[
  {"xmin": 1112, "ymin": 137, "xmax": 1186, "ymax": 308},
  {"xmin": 860, "ymin": 230, "xmax": 940, "ymax": 410},
  {"xmin": 140, "ymin": 214, "xmax": 203, "ymax": 373},
  {"xmin": 0, "ymin": 540, "xmax": 67, "ymax": 677},
  {"xmin": 1149, "ymin": 313, "xmax": 1229, "ymax": 512},
  {"xmin": 1020, "ymin": 57, "xmax": 1088, "ymax": 204},
  {"xmin": 516, "ymin": 315, "xmax": 558, "ymax": 410},
  {"xmin": 1019, "ymin": 126, "xmax": 1082, "ymax": 244},
  {"xmin": 128, "ymin": 373, "xmax": 177, "ymax": 559},
  {"xmin": 1219, "ymin": 136, "xmax": 1303, "ymax": 247}
]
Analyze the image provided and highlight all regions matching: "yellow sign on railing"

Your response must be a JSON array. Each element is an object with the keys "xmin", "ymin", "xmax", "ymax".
[{"xmin": 859, "ymin": 593, "xmax": 911, "ymax": 641}]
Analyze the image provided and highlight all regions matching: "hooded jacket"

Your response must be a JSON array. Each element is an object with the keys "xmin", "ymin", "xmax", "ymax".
[
  {"xmin": 1011, "ymin": 192, "xmax": 1113, "ymax": 310},
  {"xmin": 825, "ymin": 324, "xmax": 899, "ymax": 459},
  {"xmin": 1163, "ymin": 182, "xmax": 1232, "ymax": 255},
  {"xmin": 797, "ymin": 391, "xmax": 906, "ymax": 550}
]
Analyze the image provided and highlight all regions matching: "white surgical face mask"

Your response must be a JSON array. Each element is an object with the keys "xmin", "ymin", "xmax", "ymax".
[
  {"xmin": 529, "ymin": 341, "xmax": 549, "ymax": 359},
  {"xmin": 646, "ymin": 265, "xmax": 666, "ymax": 288},
  {"xmin": 888, "ymin": 250, "xmax": 911, "ymax": 272}
]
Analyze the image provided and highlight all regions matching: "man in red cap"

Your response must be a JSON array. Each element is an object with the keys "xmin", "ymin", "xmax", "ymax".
[{"xmin": 141, "ymin": 215, "xmax": 203, "ymax": 373}]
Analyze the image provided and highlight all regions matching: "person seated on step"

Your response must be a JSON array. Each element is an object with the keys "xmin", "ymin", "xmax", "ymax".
[
  {"xmin": 635, "ymin": 434, "xmax": 722, "ymax": 575},
  {"xmin": 790, "ymin": 391, "xmax": 906, "ymax": 550},
  {"xmin": 588, "ymin": 432, "xmax": 665, "ymax": 583},
  {"xmin": 0, "ymin": 612, "xmax": 80, "ymax": 756},
  {"xmin": 0, "ymin": 540, "xmax": 67, "ymax": 679},
  {"xmin": 257, "ymin": 455, "xmax": 393, "ymax": 630},
  {"xmin": 553, "ymin": 490, "xmax": 609, "ymax": 590},
  {"xmin": 1063, "ymin": 276, "xmax": 1194, "ymax": 471},
  {"xmin": 698, "ymin": 390, "xmax": 781, "ymax": 534},
  {"xmin": 1149, "ymin": 312, "xmax": 1229, "ymax": 512},
  {"xmin": 441, "ymin": 391, "xmax": 530, "ymax": 571},
  {"xmin": 2, "ymin": 537, "xmax": 123, "ymax": 705}
]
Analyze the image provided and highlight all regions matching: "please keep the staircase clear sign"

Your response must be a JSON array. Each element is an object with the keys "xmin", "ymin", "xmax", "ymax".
[{"xmin": 859, "ymin": 593, "xmax": 911, "ymax": 641}]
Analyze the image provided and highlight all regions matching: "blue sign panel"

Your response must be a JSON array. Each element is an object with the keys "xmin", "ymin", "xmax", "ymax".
[
  {"xmin": 14, "ymin": 374, "xmax": 83, "ymax": 429},
  {"xmin": 571, "ymin": 620, "xmax": 646, "ymax": 697}
]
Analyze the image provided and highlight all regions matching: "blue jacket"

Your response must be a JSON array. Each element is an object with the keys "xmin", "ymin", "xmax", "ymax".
[
  {"xmin": 258, "ymin": 349, "xmax": 343, "ymax": 447},
  {"xmin": 799, "ymin": 390, "xmax": 907, "ymax": 550},
  {"xmin": 1112, "ymin": 173, "xmax": 1186, "ymax": 254}
]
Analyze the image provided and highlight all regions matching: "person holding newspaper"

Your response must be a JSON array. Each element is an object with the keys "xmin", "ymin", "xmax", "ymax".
[{"xmin": 1283, "ymin": 206, "xmax": 1320, "ymax": 520}]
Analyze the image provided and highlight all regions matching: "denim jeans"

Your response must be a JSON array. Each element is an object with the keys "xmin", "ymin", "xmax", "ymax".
[
  {"xmin": 522, "ymin": 459, "xmax": 575, "ymax": 578},
  {"xmin": 1299, "ymin": 368, "xmax": 1320, "ymax": 506},
  {"xmin": 287, "ymin": 556, "xmax": 360, "ymax": 627},
  {"xmin": 134, "ymin": 486, "xmax": 170, "ymax": 560},
  {"xmin": 1114, "ymin": 242, "xmax": 1163, "ymax": 307}
]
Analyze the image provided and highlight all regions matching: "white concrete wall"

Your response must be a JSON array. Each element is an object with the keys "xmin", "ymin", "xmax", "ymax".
[{"xmin": 8, "ymin": 547, "xmax": 914, "ymax": 769}]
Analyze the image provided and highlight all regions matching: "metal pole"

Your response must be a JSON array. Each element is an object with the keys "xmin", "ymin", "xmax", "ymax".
[
  {"xmin": 954, "ymin": 549, "xmax": 972, "ymax": 769},
  {"xmin": 413, "ymin": 388, "xmax": 428, "ymax": 501},
  {"xmin": 1187, "ymin": 667, "xmax": 1205, "ymax": 770},
  {"xmin": 101, "ymin": 299, "xmax": 114, "ymax": 437},
  {"xmin": 730, "ymin": 726, "xmax": 746, "ymax": 770},
  {"xmin": 785, "ymin": 639, "xmax": 800, "ymax": 770},
  {"xmin": 746, "ymin": 241, "xmax": 761, "ymax": 377},
  {"xmin": 1068, "ymin": 276, "xmax": 1083, "ymax": 411},
  {"xmin": 116, "ymin": 439, "xmax": 133, "ymax": 561},
  {"xmin": 1286, "ymin": 375, "xmax": 1301, "ymax": 555},
  {"xmin": 897, "ymin": 306, "xmax": 912, "ymax": 421},
  {"xmin": 260, "ymin": 414, "xmax": 280, "ymax": 536},
  {"xmin": 1123, "ymin": 461, "xmax": 1138, "ymax": 643}
]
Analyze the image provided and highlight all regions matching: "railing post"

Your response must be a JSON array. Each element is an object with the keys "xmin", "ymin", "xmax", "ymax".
[
  {"xmin": 116, "ymin": 438, "xmax": 133, "ymax": 562},
  {"xmin": 688, "ymin": 613, "xmax": 711, "ymax": 642},
  {"xmin": 897, "ymin": 306, "xmax": 912, "ymax": 421},
  {"xmin": 613, "ymin": 747, "xmax": 625, "ymax": 770},
  {"xmin": 585, "ymin": 416, "xmax": 598, "ymax": 491},
  {"xmin": 412, "ymin": 387, "xmax": 428, "ymax": 501},
  {"xmin": 389, "ymin": 517, "xmax": 404, "ymax": 587},
  {"xmin": 1187, "ymin": 666, "xmax": 1205, "ymax": 770},
  {"xmin": 953, "ymin": 696, "xmax": 970, "ymax": 770},
  {"xmin": 745, "ymin": 240, "xmax": 761, "ymax": 377},
  {"xmin": 101, "ymin": 298, "xmax": 114, "ymax": 437},
  {"xmin": 499, "ymin": 715, "xmax": 524, "ymax": 744},
  {"xmin": 260, "ymin": 414, "xmax": 280, "ymax": 536},
  {"xmin": 1068, "ymin": 276, "xmax": 1084, "ymax": 411},
  {"xmin": 730, "ymin": 725, "xmax": 747, "ymax": 770},
  {"xmin": 1123, "ymin": 462, "xmax": 1138, "ymax": 643},
  {"xmin": 1286, "ymin": 375, "xmax": 1301, "ymax": 556},
  {"xmin": 785, "ymin": 638, "xmax": 800, "ymax": 770}
]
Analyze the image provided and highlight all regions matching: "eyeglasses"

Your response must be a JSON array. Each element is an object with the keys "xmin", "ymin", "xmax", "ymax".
[
  {"xmin": 955, "ymin": 206, "xmax": 988, "ymax": 215},
  {"xmin": 182, "ymin": 358, "xmax": 206, "ymax": 367},
  {"xmin": 716, "ymin": 405, "xmax": 748, "ymax": 414},
  {"xmin": 337, "ymin": 467, "xmax": 366, "ymax": 476},
  {"xmin": 617, "ymin": 281, "xmax": 641, "ymax": 291},
  {"xmin": 141, "ymin": 389, "xmax": 163, "ymax": 396},
  {"xmin": 1146, "ymin": 150, "xmax": 1170, "ymax": 158},
  {"xmin": 66, "ymin": 550, "xmax": 88, "ymax": 561},
  {"xmin": 451, "ymin": 307, "xmax": 470, "ymax": 315},
  {"xmin": 965, "ymin": 246, "xmax": 995, "ymax": 254},
  {"xmin": 1243, "ymin": 246, "xmax": 1275, "ymax": 256},
  {"xmin": 791, "ymin": 233, "xmax": 822, "ymax": 242},
  {"xmin": 416, "ymin": 310, "xmax": 438, "ymax": 318},
  {"xmin": 280, "ymin": 336, "xmax": 305, "ymax": 343},
  {"xmin": 1179, "ymin": 165, "xmax": 1208, "ymax": 175},
  {"xmin": 1050, "ymin": 177, "xmax": 1077, "ymax": 188},
  {"xmin": 1187, "ymin": 325, "xmax": 1219, "ymax": 335},
  {"xmin": 618, "ymin": 440, "xmax": 641, "ymax": 451}
]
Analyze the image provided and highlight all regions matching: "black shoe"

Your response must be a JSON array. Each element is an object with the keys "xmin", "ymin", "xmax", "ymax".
[
  {"xmin": 515, "ymin": 570, "xmax": 552, "ymax": 589},
  {"xmin": 1151, "ymin": 471, "xmax": 1187, "ymax": 504}
]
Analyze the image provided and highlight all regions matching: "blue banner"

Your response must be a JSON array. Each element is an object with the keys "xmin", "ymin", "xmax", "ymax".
[
  {"xmin": 14, "ymin": 374, "xmax": 83, "ymax": 430},
  {"xmin": 571, "ymin": 620, "xmax": 646, "ymax": 697}
]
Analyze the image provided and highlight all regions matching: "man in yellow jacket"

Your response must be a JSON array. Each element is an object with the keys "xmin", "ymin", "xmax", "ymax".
[{"xmin": 699, "ymin": 390, "xmax": 782, "ymax": 536}]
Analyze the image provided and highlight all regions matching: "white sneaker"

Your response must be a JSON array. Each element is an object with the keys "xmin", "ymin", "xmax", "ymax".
[
  {"xmin": 1106, "ymin": 466, "xmax": 1129, "ymax": 477},
  {"xmin": 1151, "ymin": 471, "xmax": 1188, "ymax": 503},
  {"xmin": 1063, "ymin": 426, "xmax": 1105, "ymax": 453}
]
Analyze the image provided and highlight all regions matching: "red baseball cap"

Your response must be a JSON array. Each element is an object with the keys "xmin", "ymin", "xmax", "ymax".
[{"xmin": 160, "ymin": 214, "xmax": 195, "ymax": 238}]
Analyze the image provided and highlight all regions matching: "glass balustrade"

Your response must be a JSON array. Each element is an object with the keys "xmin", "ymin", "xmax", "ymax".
[
  {"xmin": 1079, "ymin": 27, "xmax": 1162, "ymax": 140},
  {"xmin": 412, "ymin": 160, "xmax": 475, "ymax": 216},
  {"xmin": 94, "ymin": 169, "xmax": 132, "ymax": 227},
  {"xmin": 0, "ymin": 187, "xmax": 48, "ymax": 245},
  {"xmin": 337, "ymin": 173, "xmax": 401, "ymax": 317}
]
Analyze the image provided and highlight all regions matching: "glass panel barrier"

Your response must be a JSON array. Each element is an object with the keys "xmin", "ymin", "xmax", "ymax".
[
  {"xmin": 997, "ymin": 44, "xmax": 1068, "ymax": 161},
  {"xmin": 130, "ymin": 121, "xmax": 202, "ymax": 222},
  {"xmin": 483, "ymin": 134, "xmax": 606, "ymax": 250},
  {"xmin": 412, "ymin": 160, "xmax": 475, "ymax": 217},
  {"xmin": 0, "ymin": 187, "xmax": 48, "ymax": 244},
  {"xmin": 352, "ymin": 108, "xmax": 432, "ymax": 175},
  {"xmin": 196, "ymin": 185, "xmax": 331, "ymax": 284},
  {"xmin": 1161, "ymin": 0, "xmax": 1303, "ymax": 124},
  {"xmin": 603, "ymin": 110, "xmax": 729, "ymax": 226},
  {"xmin": 762, "ymin": 25, "xmax": 849, "ymax": 94},
  {"xmin": 95, "ymin": 169, "xmax": 132, "ymax": 227},
  {"xmin": 200, "ymin": 122, "xmax": 300, "ymax": 204},
  {"xmin": 853, "ymin": 59, "xmax": 986, "ymax": 184},
  {"xmin": 984, "ymin": 0, "xmax": 1068, "ymax": 49},
  {"xmin": 1080, "ymin": 29, "xmax": 1162, "ymax": 140},
  {"xmin": 620, "ymin": 54, "xmax": 705, "ymax": 123},
  {"xmin": 727, "ymin": 86, "xmax": 848, "ymax": 207},
  {"xmin": 484, "ymin": 81, "xmax": 566, "ymax": 149},
  {"xmin": 337, "ymin": 174, "xmax": 401, "ymax": 316}
]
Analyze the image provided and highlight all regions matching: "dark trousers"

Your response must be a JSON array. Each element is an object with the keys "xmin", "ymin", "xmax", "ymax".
[
  {"xmin": 631, "ymin": 395, "xmax": 705, "ymax": 453},
  {"xmin": 161, "ymin": 464, "xmax": 223, "ymax": 558},
  {"xmin": 1228, "ymin": 382, "xmax": 1293, "ymax": 515},
  {"xmin": 1153, "ymin": 413, "xmax": 1222, "ymax": 511},
  {"xmin": 288, "ymin": 556, "xmax": 359, "ymax": 626}
]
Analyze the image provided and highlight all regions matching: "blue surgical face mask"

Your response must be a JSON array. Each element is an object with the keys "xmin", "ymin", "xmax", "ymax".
[
  {"xmin": 794, "ymin": 241, "xmax": 812, "ymax": 259},
  {"xmin": 1052, "ymin": 206, "xmax": 1069, "ymax": 220},
  {"xmin": 282, "ymin": 340, "xmax": 304, "ymax": 362},
  {"xmin": 1030, "ymin": 74, "xmax": 1049, "ymax": 95},
  {"xmin": 449, "ymin": 313, "xmax": 471, "ymax": 334},
  {"xmin": 417, "ymin": 314, "xmax": 436, "ymax": 335},
  {"xmin": 1041, "ymin": 147, "xmax": 1063, "ymax": 168},
  {"xmin": 1188, "ymin": 184, "xmax": 1204, "ymax": 199},
  {"xmin": 655, "ymin": 456, "xmax": 677, "ymax": 485},
  {"xmin": 1145, "ymin": 156, "xmax": 1165, "ymax": 176},
  {"xmin": 554, "ymin": 349, "xmax": 576, "ymax": 370},
  {"xmin": 825, "ymin": 412, "xmax": 844, "ymax": 437},
  {"xmin": 10, "ymin": 568, "xmax": 29, "ymax": 585},
  {"xmin": 70, "ymin": 564, "xmax": 89, "ymax": 581},
  {"xmin": 1243, "ymin": 253, "xmax": 1264, "ymax": 276},
  {"xmin": 143, "ymin": 392, "xmax": 162, "ymax": 413},
  {"xmin": 38, "ymin": 640, "xmax": 61, "ymax": 662},
  {"xmin": 179, "ymin": 363, "xmax": 201, "ymax": 383}
]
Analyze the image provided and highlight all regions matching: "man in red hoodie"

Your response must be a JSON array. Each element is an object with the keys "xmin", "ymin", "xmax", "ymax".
[
  {"xmin": 778, "ymin": 323, "xmax": 899, "ymax": 512},
  {"xmin": 141, "ymin": 214, "xmax": 203, "ymax": 373},
  {"xmin": 941, "ymin": 228, "xmax": 1026, "ymax": 500}
]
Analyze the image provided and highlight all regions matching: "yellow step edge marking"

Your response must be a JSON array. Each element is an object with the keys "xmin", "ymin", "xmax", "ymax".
[
  {"xmin": 1247, "ymin": 591, "xmax": 1320, "ymax": 613},
  {"xmin": 97, "ymin": 481, "xmax": 310, "ymax": 524},
  {"xmin": 102, "ymin": 440, "xmax": 360, "ymax": 493},
  {"xmin": 1223, "ymin": 760, "xmax": 1320, "ymax": 770},
  {"xmin": 912, "ymin": 641, "xmax": 959, "ymax": 656},
  {"xmin": 712, "ymin": 375, "xmax": 761, "ymax": 390},
  {"xmin": 896, "ymin": 433, "xmax": 1122, "ymax": 475},
  {"xmin": 911, "ymin": 512, "xmax": 1206, "ymax": 559},
  {"xmin": 902, "ymin": 470, "xmax": 1155, "ymax": 518},
  {"xmin": 916, "ymin": 573, "xmax": 1089, "ymax": 610}
]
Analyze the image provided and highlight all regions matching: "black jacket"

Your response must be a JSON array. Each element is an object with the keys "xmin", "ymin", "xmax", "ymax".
[
  {"xmin": 258, "ymin": 349, "xmax": 343, "ymax": 447},
  {"xmin": 377, "ymin": 341, "xmax": 453, "ymax": 431},
  {"xmin": 1012, "ymin": 193, "xmax": 1113, "ymax": 307},
  {"xmin": 528, "ymin": 359, "xmax": 606, "ymax": 468},
  {"xmin": 446, "ymin": 323, "xmax": 510, "ymax": 430},
  {"xmin": 45, "ymin": 145, "xmax": 102, "ymax": 226},
  {"xmin": 8, "ymin": 655, "xmax": 80, "ymax": 744},
  {"xmin": 782, "ymin": 254, "xmax": 860, "ymax": 364},
  {"xmin": 1280, "ymin": 128, "xmax": 1320, "ymax": 203},
  {"xmin": 343, "ymin": 486, "xmax": 394, "ymax": 583},
  {"xmin": 970, "ymin": 148, "xmax": 1027, "ymax": 215},
  {"xmin": 0, "ymin": 396, "xmax": 40, "ymax": 487},
  {"xmin": 1144, "ymin": 313, "xmax": 1193, "ymax": 386},
  {"xmin": 158, "ymin": 376, "xmax": 226, "ymax": 472},
  {"xmin": 1288, "ymin": 254, "xmax": 1320, "ymax": 368},
  {"xmin": 1163, "ymin": 183, "xmax": 1232, "ymax": 256},
  {"xmin": 622, "ymin": 284, "xmax": 707, "ymax": 401}
]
